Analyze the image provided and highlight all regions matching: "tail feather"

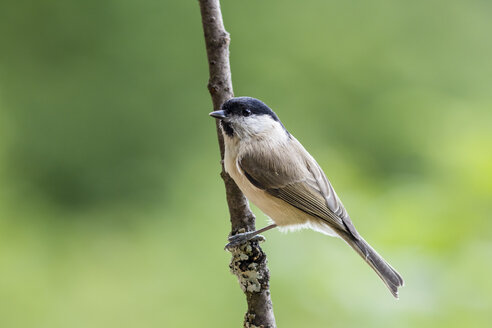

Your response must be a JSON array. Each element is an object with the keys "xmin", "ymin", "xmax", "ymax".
[{"xmin": 344, "ymin": 236, "xmax": 404, "ymax": 298}]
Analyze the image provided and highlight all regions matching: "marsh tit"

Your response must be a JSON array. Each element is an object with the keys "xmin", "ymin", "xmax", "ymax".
[{"xmin": 210, "ymin": 97, "xmax": 404, "ymax": 298}]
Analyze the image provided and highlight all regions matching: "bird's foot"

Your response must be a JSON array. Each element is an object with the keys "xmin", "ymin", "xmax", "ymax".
[{"xmin": 225, "ymin": 232, "xmax": 265, "ymax": 250}]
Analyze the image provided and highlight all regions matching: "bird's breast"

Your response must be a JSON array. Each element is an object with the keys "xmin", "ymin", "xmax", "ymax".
[{"xmin": 223, "ymin": 138, "xmax": 311, "ymax": 229}]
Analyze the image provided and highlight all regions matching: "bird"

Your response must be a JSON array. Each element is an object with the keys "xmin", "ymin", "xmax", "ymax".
[{"xmin": 209, "ymin": 97, "xmax": 404, "ymax": 298}]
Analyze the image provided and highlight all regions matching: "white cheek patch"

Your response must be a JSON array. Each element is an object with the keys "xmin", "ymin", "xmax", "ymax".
[
  {"xmin": 244, "ymin": 116, "xmax": 274, "ymax": 132},
  {"xmin": 237, "ymin": 115, "xmax": 286, "ymax": 139}
]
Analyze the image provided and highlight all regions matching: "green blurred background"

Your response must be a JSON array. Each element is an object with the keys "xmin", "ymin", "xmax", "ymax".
[{"xmin": 0, "ymin": 0, "xmax": 491, "ymax": 327}]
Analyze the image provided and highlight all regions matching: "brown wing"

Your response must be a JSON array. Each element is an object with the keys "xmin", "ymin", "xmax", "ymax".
[{"xmin": 238, "ymin": 137, "xmax": 360, "ymax": 239}]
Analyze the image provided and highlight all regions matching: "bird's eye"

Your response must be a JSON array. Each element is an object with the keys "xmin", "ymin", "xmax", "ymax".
[{"xmin": 242, "ymin": 109, "xmax": 251, "ymax": 117}]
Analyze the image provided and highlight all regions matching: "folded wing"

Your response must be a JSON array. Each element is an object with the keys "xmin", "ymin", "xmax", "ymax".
[{"xmin": 238, "ymin": 137, "xmax": 360, "ymax": 239}]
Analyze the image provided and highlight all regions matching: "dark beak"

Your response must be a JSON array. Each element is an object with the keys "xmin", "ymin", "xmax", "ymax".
[{"xmin": 209, "ymin": 110, "xmax": 227, "ymax": 119}]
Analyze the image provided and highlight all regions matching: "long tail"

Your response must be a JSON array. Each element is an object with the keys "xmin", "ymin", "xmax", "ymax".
[{"xmin": 343, "ymin": 235, "xmax": 404, "ymax": 298}]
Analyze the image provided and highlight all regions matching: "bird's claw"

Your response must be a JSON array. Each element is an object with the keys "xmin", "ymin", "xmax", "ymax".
[{"xmin": 224, "ymin": 232, "xmax": 265, "ymax": 250}]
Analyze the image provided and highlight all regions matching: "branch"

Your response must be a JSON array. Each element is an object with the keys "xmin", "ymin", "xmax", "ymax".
[{"xmin": 198, "ymin": 1, "xmax": 276, "ymax": 327}]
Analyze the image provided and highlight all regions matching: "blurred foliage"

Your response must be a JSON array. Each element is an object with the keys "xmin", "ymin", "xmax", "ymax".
[{"xmin": 0, "ymin": 0, "xmax": 491, "ymax": 327}]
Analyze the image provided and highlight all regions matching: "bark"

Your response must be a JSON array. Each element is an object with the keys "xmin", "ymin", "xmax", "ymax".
[{"xmin": 198, "ymin": 1, "xmax": 276, "ymax": 327}]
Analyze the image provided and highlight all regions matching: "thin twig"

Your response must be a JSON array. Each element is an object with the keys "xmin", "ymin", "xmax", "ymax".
[{"xmin": 198, "ymin": 0, "xmax": 276, "ymax": 326}]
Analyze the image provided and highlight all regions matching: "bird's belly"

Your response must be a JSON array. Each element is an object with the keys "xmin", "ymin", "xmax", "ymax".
[
  {"xmin": 241, "ymin": 180, "xmax": 310, "ymax": 228},
  {"xmin": 224, "ymin": 149, "xmax": 337, "ymax": 236},
  {"xmin": 224, "ymin": 153, "xmax": 308, "ymax": 227}
]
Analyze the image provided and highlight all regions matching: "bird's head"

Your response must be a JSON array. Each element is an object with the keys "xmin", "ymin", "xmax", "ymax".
[{"xmin": 209, "ymin": 97, "xmax": 287, "ymax": 139}]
